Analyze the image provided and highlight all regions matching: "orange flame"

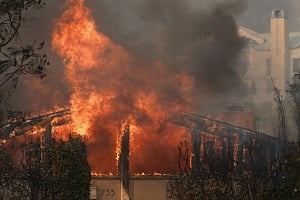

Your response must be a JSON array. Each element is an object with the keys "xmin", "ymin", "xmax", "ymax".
[{"xmin": 52, "ymin": 0, "xmax": 193, "ymax": 174}]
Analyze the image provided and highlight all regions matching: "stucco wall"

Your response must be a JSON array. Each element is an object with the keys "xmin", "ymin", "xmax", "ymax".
[
  {"xmin": 90, "ymin": 177, "xmax": 121, "ymax": 200},
  {"xmin": 90, "ymin": 176, "xmax": 171, "ymax": 200},
  {"xmin": 130, "ymin": 177, "xmax": 169, "ymax": 200},
  {"xmin": 247, "ymin": 47, "xmax": 272, "ymax": 103}
]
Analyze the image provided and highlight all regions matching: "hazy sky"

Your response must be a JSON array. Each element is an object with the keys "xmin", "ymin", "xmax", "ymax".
[
  {"xmin": 8, "ymin": 0, "xmax": 300, "ymax": 112},
  {"xmin": 20, "ymin": 0, "xmax": 299, "ymax": 43},
  {"xmin": 237, "ymin": 0, "xmax": 300, "ymax": 32}
]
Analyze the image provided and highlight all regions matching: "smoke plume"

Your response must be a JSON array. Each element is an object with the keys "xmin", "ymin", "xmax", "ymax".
[
  {"xmin": 50, "ymin": 0, "xmax": 248, "ymax": 174},
  {"xmin": 89, "ymin": 0, "xmax": 247, "ymax": 104}
]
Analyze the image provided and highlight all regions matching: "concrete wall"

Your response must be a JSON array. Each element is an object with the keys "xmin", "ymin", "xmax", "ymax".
[
  {"xmin": 130, "ymin": 177, "xmax": 169, "ymax": 200},
  {"xmin": 90, "ymin": 176, "xmax": 170, "ymax": 200},
  {"xmin": 90, "ymin": 177, "xmax": 121, "ymax": 200}
]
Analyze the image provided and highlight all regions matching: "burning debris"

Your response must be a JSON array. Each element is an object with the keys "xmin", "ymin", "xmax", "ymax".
[
  {"xmin": 173, "ymin": 112, "xmax": 290, "ymax": 176},
  {"xmin": 0, "ymin": 107, "xmax": 288, "ymax": 179},
  {"xmin": 0, "ymin": 108, "xmax": 70, "ymax": 140}
]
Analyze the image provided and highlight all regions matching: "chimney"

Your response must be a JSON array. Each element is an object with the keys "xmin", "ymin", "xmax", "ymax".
[{"xmin": 270, "ymin": 9, "xmax": 290, "ymax": 97}]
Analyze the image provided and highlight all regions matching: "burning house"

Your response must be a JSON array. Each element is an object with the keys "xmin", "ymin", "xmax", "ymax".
[
  {"xmin": 0, "ymin": 107, "xmax": 288, "ymax": 200},
  {"xmin": 0, "ymin": 0, "xmax": 295, "ymax": 199},
  {"xmin": 239, "ymin": 9, "xmax": 300, "ymax": 135}
]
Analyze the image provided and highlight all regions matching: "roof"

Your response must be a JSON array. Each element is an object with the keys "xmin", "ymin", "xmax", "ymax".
[
  {"xmin": 238, "ymin": 27, "xmax": 265, "ymax": 45},
  {"xmin": 239, "ymin": 27, "xmax": 300, "ymax": 51}
]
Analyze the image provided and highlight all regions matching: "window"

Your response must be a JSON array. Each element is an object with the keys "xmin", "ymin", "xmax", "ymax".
[
  {"xmin": 293, "ymin": 58, "xmax": 300, "ymax": 73},
  {"xmin": 266, "ymin": 79, "xmax": 272, "ymax": 94},
  {"xmin": 266, "ymin": 58, "xmax": 271, "ymax": 76},
  {"xmin": 251, "ymin": 81, "xmax": 256, "ymax": 95}
]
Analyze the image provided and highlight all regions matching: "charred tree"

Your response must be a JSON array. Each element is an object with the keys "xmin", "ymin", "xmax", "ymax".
[
  {"xmin": 271, "ymin": 78, "xmax": 289, "ymax": 171},
  {"xmin": 0, "ymin": 0, "xmax": 48, "ymax": 115},
  {"xmin": 118, "ymin": 122, "xmax": 130, "ymax": 200},
  {"xmin": 288, "ymin": 74, "xmax": 300, "ymax": 144},
  {"xmin": 191, "ymin": 127, "xmax": 201, "ymax": 177}
]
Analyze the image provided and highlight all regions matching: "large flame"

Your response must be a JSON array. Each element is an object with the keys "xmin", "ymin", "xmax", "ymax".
[{"xmin": 52, "ymin": 0, "xmax": 193, "ymax": 174}]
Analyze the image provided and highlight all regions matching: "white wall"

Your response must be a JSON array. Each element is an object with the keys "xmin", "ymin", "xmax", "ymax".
[{"xmin": 91, "ymin": 176, "xmax": 171, "ymax": 200}]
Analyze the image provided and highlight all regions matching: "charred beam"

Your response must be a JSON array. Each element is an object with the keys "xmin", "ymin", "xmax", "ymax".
[
  {"xmin": 118, "ymin": 122, "xmax": 130, "ymax": 200},
  {"xmin": 0, "ymin": 109, "xmax": 70, "ymax": 140},
  {"xmin": 191, "ymin": 127, "xmax": 201, "ymax": 177},
  {"xmin": 172, "ymin": 112, "xmax": 289, "ymax": 147}
]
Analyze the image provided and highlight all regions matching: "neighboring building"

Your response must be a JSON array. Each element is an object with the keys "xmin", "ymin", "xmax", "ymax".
[
  {"xmin": 239, "ymin": 9, "xmax": 300, "ymax": 104},
  {"xmin": 238, "ymin": 9, "xmax": 300, "ymax": 135}
]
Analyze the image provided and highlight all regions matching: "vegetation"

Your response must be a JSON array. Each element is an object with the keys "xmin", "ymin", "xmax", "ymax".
[
  {"xmin": 167, "ymin": 144, "xmax": 300, "ymax": 200},
  {"xmin": 45, "ymin": 136, "xmax": 91, "ymax": 199},
  {"xmin": 288, "ymin": 76, "xmax": 300, "ymax": 144},
  {"xmin": 0, "ymin": 135, "xmax": 91, "ymax": 200},
  {"xmin": 0, "ymin": 2, "xmax": 91, "ymax": 199},
  {"xmin": 167, "ymin": 80, "xmax": 300, "ymax": 199}
]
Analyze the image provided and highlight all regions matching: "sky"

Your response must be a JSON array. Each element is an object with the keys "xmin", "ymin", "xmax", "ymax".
[
  {"xmin": 7, "ymin": 0, "xmax": 300, "ymax": 112},
  {"xmin": 237, "ymin": 0, "xmax": 300, "ymax": 32}
]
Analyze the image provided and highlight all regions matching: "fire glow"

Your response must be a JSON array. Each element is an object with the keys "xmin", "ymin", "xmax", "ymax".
[{"xmin": 52, "ymin": 0, "xmax": 193, "ymax": 174}]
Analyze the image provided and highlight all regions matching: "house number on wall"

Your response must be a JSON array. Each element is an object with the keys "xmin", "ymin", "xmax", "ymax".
[{"xmin": 99, "ymin": 189, "xmax": 115, "ymax": 197}]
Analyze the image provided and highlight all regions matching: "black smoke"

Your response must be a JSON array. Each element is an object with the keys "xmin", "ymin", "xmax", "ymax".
[
  {"xmin": 87, "ymin": 0, "xmax": 248, "ymax": 112},
  {"xmin": 7, "ymin": 0, "xmax": 300, "ymax": 113}
]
